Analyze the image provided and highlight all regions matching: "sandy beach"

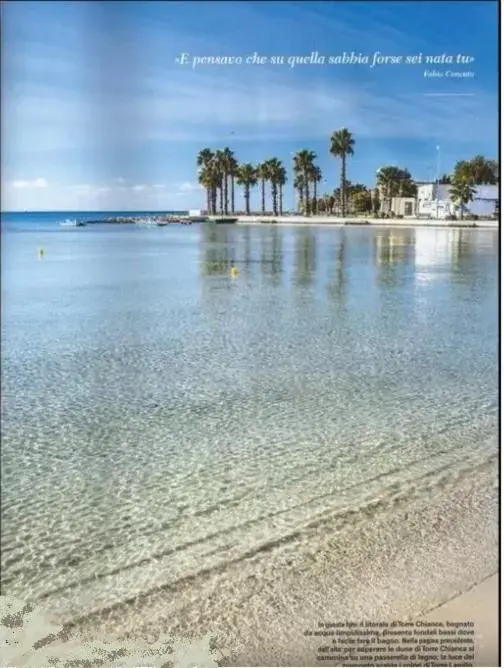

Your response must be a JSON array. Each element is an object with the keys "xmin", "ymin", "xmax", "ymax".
[{"xmin": 418, "ymin": 574, "xmax": 499, "ymax": 667}]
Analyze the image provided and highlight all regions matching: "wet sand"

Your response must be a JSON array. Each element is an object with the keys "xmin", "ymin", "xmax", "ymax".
[{"xmin": 419, "ymin": 574, "xmax": 499, "ymax": 667}]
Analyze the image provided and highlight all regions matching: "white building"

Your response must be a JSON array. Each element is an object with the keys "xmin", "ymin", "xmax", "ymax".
[{"xmin": 415, "ymin": 182, "xmax": 498, "ymax": 219}]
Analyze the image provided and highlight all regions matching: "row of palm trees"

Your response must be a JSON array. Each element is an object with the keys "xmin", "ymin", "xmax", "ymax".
[
  {"xmin": 197, "ymin": 138, "xmax": 497, "ymax": 218},
  {"xmin": 197, "ymin": 129, "xmax": 357, "ymax": 217}
]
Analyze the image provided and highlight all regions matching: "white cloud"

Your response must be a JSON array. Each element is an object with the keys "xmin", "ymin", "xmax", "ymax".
[
  {"xmin": 11, "ymin": 177, "xmax": 48, "ymax": 189},
  {"xmin": 3, "ymin": 65, "xmax": 497, "ymax": 156},
  {"xmin": 1, "ymin": 179, "xmax": 207, "ymax": 211},
  {"xmin": 178, "ymin": 181, "xmax": 203, "ymax": 192}
]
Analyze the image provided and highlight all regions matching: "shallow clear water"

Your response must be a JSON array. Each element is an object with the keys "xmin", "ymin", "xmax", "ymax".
[{"xmin": 1, "ymin": 218, "xmax": 499, "ymax": 629}]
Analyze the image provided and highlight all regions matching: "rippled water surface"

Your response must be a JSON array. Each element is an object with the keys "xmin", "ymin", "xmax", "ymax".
[{"xmin": 1, "ymin": 220, "xmax": 499, "ymax": 629}]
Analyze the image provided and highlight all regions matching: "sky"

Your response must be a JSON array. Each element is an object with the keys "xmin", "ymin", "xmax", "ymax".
[{"xmin": 1, "ymin": 0, "xmax": 499, "ymax": 211}]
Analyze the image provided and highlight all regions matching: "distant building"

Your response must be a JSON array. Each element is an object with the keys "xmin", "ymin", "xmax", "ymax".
[
  {"xmin": 389, "ymin": 197, "xmax": 416, "ymax": 217},
  {"xmin": 414, "ymin": 182, "xmax": 498, "ymax": 219}
]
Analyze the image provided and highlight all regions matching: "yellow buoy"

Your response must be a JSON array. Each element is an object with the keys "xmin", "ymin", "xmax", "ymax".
[{"xmin": 230, "ymin": 266, "xmax": 239, "ymax": 278}]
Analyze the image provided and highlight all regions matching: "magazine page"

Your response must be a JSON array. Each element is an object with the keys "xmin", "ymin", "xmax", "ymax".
[{"xmin": 1, "ymin": 1, "xmax": 500, "ymax": 667}]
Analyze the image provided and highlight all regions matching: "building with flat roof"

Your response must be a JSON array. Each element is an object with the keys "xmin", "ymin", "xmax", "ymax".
[{"xmin": 415, "ymin": 182, "xmax": 498, "ymax": 219}]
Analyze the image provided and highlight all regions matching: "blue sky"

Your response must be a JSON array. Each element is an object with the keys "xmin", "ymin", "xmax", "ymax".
[{"xmin": 2, "ymin": 0, "xmax": 498, "ymax": 211}]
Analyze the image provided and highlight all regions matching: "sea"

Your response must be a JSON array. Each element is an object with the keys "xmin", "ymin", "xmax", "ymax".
[{"xmin": 1, "ymin": 211, "xmax": 499, "ymax": 663}]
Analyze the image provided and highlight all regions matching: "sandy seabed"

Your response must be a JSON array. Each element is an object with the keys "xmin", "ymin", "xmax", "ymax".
[{"xmin": 51, "ymin": 451, "xmax": 498, "ymax": 667}]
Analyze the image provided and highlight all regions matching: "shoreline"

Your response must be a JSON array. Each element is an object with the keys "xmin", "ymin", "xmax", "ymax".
[
  {"xmin": 418, "ymin": 573, "xmax": 499, "ymax": 667},
  {"xmin": 233, "ymin": 215, "xmax": 499, "ymax": 229},
  {"xmin": 55, "ymin": 450, "xmax": 498, "ymax": 667}
]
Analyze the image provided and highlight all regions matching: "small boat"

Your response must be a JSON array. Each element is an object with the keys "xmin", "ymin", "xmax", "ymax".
[
  {"xmin": 213, "ymin": 217, "xmax": 238, "ymax": 224},
  {"xmin": 60, "ymin": 219, "xmax": 86, "ymax": 227}
]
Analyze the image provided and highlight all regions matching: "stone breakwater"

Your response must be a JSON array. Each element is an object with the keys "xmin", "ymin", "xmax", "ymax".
[{"xmin": 84, "ymin": 215, "xmax": 199, "ymax": 225}]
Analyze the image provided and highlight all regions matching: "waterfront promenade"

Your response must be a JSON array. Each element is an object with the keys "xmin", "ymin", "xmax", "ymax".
[{"xmin": 233, "ymin": 215, "xmax": 499, "ymax": 228}]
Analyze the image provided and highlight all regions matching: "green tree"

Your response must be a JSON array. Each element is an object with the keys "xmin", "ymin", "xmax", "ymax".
[
  {"xmin": 294, "ymin": 150, "xmax": 317, "ymax": 216},
  {"xmin": 275, "ymin": 163, "xmax": 287, "ymax": 216},
  {"xmin": 449, "ymin": 180, "xmax": 477, "ymax": 219},
  {"xmin": 309, "ymin": 165, "xmax": 322, "ymax": 214},
  {"xmin": 236, "ymin": 163, "xmax": 258, "ymax": 215},
  {"xmin": 257, "ymin": 162, "xmax": 271, "ymax": 214},
  {"xmin": 220, "ymin": 147, "xmax": 236, "ymax": 214},
  {"xmin": 197, "ymin": 148, "xmax": 215, "ymax": 213},
  {"xmin": 329, "ymin": 128, "xmax": 355, "ymax": 217},
  {"xmin": 265, "ymin": 158, "xmax": 286, "ymax": 216},
  {"xmin": 351, "ymin": 189, "xmax": 372, "ymax": 213},
  {"xmin": 214, "ymin": 150, "xmax": 226, "ymax": 214},
  {"xmin": 376, "ymin": 166, "xmax": 416, "ymax": 213},
  {"xmin": 294, "ymin": 173, "xmax": 305, "ymax": 213},
  {"xmin": 228, "ymin": 152, "xmax": 239, "ymax": 214},
  {"xmin": 454, "ymin": 155, "xmax": 498, "ymax": 185}
]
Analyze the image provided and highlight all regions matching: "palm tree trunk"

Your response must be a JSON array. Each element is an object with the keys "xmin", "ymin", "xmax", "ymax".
[
  {"xmin": 231, "ymin": 177, "xmax": 235, "ymax": 214},
  {"xmin": 304, "ymin": 173, "xmax": 310, "ymax": 216},
  {"xmin": 206, "ymin": 188, "xmax": 210, "ymax": 214},
  {"xmin": 219, "ymin": 182, "xmax": 224, "ymax": 214},
  {"xmin": 261, "ymin": 180, "xmax": 266, "ymax": 213},
  {"xmin": 245, "ymin": 185, "xmax": 250, "ymax": 215},
  {"xmin": 272, "ymin": 185, "xmax": 278, "ymax": 216},
  {"xmin": 341, "ymin": 156, "xmax": 347, "ymax": 217},
  {"xmin": 314, "ymin": 181, "xmax": 318, "ymax": 214},
  {"xmin": 279, "ymin": 186, "xmax": 283, "ymax": 216},
  {"xmin": 224, "ymin": 173, "xmax": 229, "ymax": 215},
  {"xmin": 297, "ymin": 187, "xmax": 303, "ymax": 212}
]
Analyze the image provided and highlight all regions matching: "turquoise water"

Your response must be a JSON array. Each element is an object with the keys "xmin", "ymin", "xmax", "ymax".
[{"xmin": 1, "ymin": 216, "xmax": 499, "ymax": 645}]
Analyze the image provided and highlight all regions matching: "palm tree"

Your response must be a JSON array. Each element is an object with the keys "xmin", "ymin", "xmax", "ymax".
[
  {"xmin": 376, "ymin": 166, "xmax": 415, "ymax": 214},
  {"xmin": 277, "ymin": 165, "xmax": 287, "ymax": 216},
  {"xmin": 376, "ymin": 168, "xmax": 394, "ymax": 214},
  {"xmin": 266, "ymin": 158, "xmax": 285, "ymax": 216},
  {"xmin": 310, "ymin": 165, "xmax": 322, "ymax": 214},
  {"xmin": 228, "ymin": 153, "xmax": 239, "ymax": 214},
  {"xmin": 197, "ymin": 154, "xmax": 222, "ymax": 215},
  {"xmin": 329, "ymin": 129, "xmax": 355, "ymax": 217},
  {"xmin": 236, "ymin": 163, "xmax": 258, "ymax": 215},
  {"xmin": 294, "ymin": 173, "xmax": 305, "ymax": 213},
  {"xmin": 214, "ymin": 150, "xmax": 226, "ymax": 214},
  {"xmin": 257, "ymin": 162, "xmax": 271, "ymax": 214},
  {"xmin": 294, "ymin": 150, "xmax": 316, "ymax": 216},
  {"xmin": 220, "ymin": 147, "xmax": 236, "ymax": 215},
  {"xmin": 449, "ymin": 180, "xmax": 476, "ymax": 219},
  {"xmin": 197, "ymin": 148, "xmax": 215, "ymax": 213}
]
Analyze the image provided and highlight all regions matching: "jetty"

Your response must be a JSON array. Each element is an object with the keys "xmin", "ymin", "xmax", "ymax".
[{"xmin": 83, "ymin": 214, "xmax": 209, "ymax": 225}]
